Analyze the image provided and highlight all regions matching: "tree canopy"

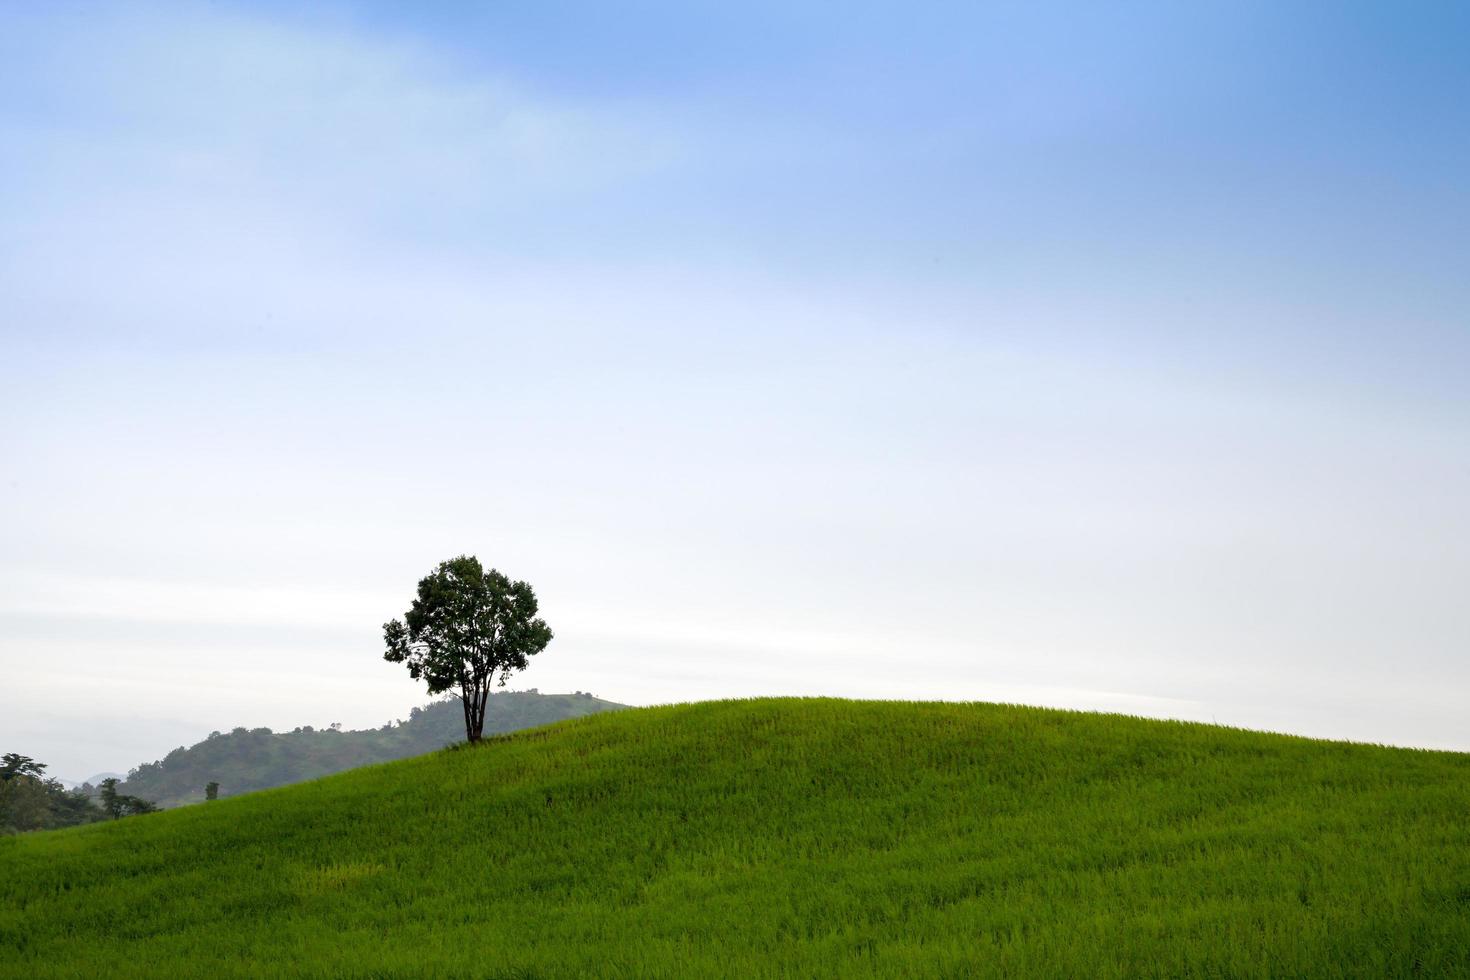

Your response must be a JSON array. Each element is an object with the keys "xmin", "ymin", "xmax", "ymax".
[
  {"xmin": 98, "ymin": 778, "xmax": 157, "ymax": 819},
  {"xmin": 1, "ymin": 753, "xmax": 46, "ymax": 782},
  {"xmin": 383, "ymin": 555, "xmax": 553, "ymax": 743}
]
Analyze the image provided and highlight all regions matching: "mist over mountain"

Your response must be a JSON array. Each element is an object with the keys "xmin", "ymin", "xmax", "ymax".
[{"xmin": 52, "ymin": 773, "xmax": 123, "ymax": 791}]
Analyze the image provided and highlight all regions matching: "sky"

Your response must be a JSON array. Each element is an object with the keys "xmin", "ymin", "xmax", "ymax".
[{"xmin": 2, "ymin": 1, "xmax": 1467, "ymax": 779}]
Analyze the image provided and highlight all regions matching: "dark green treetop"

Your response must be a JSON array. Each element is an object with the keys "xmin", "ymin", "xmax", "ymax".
[
  {"xmin": 98, "ymin": 778, "xmax": 157, "ymax": 819},
  {"xmin": 1, "ymin": 754, "xmax": 46, "ymax": 782},
  {"xmin": 383, "ymin": 555, "xmax": 553, "ymax": 743}
]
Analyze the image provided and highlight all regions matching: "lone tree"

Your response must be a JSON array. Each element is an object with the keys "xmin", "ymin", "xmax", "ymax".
[{"xmin": 383, "ymin": 555, "xmax": 553, "ymax": 744}]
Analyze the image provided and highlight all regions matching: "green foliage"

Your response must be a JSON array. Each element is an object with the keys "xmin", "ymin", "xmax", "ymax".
[
  {"xmin": 384, "ymin": 555, "xmax": 553, "ymax": 742},
  {"xmin": 115, "ymin": 692, "xmax": 624, "ymax": 808},
  {"xmin": 205, "ymin": 782, "xmax": 219, "ymax": 802},
  {"xmin": 0, "ymin": 754, "xmax": 46, "ymax": 782},
  {"xmin": 2, "ymin": 699, "xmax": 1467, "ymax": 977},
  {"xmin": 97, "ymin": 779, "xmax": 157, "ymax": 820},
  {"xmin": 0, "ymin": 755, "xmax": 105, "ymax": 835}
]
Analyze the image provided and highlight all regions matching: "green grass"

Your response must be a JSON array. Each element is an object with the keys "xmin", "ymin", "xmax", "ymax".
[{"xmin": 3, "ymin": 699, "xmax": 1468, "ymax": 977}]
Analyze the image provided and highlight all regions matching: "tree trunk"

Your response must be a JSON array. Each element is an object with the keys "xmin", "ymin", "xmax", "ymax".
[
  {"xmin": 461, "ymin": 691, "xmax": 475, "ymax": 743},
  {"xmin": 466, "ymin": 682, "xmax": 485, "ymax": 742}
]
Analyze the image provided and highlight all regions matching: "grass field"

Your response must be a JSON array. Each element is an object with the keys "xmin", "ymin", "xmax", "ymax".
[{"xmin": 3, "ymin": 698, "xmax": 1468, "ymax": 977}]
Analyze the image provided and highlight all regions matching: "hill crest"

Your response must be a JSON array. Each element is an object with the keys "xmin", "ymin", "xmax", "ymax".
[{"xmin": 4, "ymin": 698, "xmax": 1467, "ymax": 976}]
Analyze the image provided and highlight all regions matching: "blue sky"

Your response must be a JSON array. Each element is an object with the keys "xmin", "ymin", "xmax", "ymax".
[{"xmin": 2, "ymin": 2, "xmax": 1467, "ymax": 777}]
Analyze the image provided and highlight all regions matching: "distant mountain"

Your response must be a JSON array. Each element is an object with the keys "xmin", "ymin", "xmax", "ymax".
[
  {"xmin": 54, "ymin": 773, "xmax": 123, "ymax": 791},
  {"xmin": 114, "ymin": 691, "xmax": 625, "ymax": 807}
]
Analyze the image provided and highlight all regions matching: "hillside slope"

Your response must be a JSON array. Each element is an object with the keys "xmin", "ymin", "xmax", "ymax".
[
  {"xmin": 3, "ymin": 699, "xmax": 1468, "ymax": 977},
  {"xmin": 115, "ymin": 691, "xmax": 625, "ymax": 806}
]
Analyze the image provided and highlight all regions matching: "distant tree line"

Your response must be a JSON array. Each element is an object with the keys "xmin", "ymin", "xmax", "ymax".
[
  {"xmin": 10, "ymin": 694, "xmax": 618, "ymax": 825},
  {"xmin": 1, "ymin": 753, "xmax": 157, "ymax": 834}
]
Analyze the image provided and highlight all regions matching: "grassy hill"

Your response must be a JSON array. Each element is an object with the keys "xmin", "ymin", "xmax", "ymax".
[
  {"xmin": 3, "ymin": 698, "xmax": 1468, "ymax": 977},
  {"xmin": 114, "ymin": 691, "xmax": 625, "ymax": 807}
]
